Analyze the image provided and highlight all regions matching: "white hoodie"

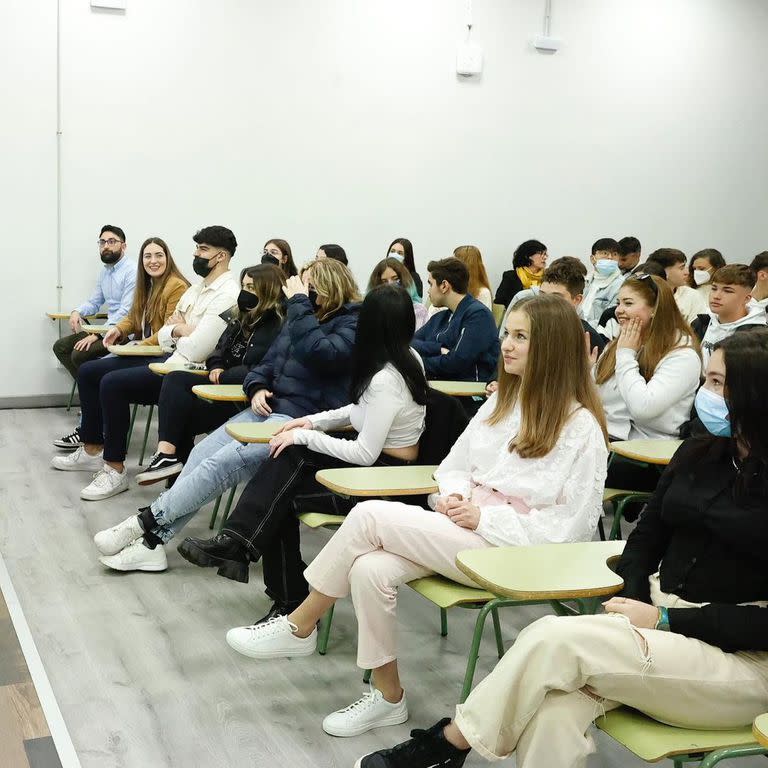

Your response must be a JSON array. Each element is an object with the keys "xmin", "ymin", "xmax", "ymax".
[{"xmin": 700, "ymin": 306, "xmax": 767, "ymax": 369}]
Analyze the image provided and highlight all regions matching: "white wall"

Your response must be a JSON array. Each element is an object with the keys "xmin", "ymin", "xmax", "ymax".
[{"xmin": 2, "ymin": 0, "xmax": 767, "ymax": 400}]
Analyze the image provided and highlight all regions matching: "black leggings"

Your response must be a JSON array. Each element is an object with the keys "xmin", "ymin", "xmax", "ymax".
[
  {"xmin": 223, "ymin": 445, "xmax": 411, "ymax": 605},
  {"xmin": 157, "ymin": 371, "xmax": 241, "ymax": 462}
]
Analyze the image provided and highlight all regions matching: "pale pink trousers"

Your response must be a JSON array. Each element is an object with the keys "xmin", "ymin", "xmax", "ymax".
[
  {"xmin": 454, "ymin": 612, "xmax": 768, "ymax": 766},
  {"xmin": 303, "ymin": 499, "xmax": 492, "ymax": 669}
]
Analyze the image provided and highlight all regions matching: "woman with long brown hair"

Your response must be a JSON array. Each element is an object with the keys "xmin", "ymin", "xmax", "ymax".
[
  {"xmin": 220, "ymin": 293, "xmax": 609, "ymax": 739},
  {"xmin": 262, "ymin": 238, "xmax": 297, "ymax": 277},
  {"xmin": 596, "ymin": 274, "xmax": 701, "ymax": 493},
  {"xmin": 135, "ymin": 263, "xmax": 287, "ymax": 485},
  {"xmin": 367, "ymin": 257, "xmax": 428, "ymax": 329},
  {"xmin": 453, "ymin": 245, "xmax": 493, "ymax": 308}
]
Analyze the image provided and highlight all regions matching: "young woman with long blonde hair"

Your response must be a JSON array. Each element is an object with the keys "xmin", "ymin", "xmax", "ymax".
[
  {"xmin": 453, "ymin": 245, "xmax": 493, "ymax": 309},
  {"xmin": 221, "ymin": 293, "xmax": 609, "ymax": 739}
]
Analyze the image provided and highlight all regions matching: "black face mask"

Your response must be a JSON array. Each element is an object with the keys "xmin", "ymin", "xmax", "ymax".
[
  {"xmin": 261, "ymin": 253, "xmax": 280, "ymax": 267},
  {"xmin": 193, "ymin": 255, "xmax": 214, "ymax": 278},
  {"xmin": 100, "ymin": 251, "xmax": 121, "ymax": 265},
  {"xmin": 308, "ymin": 289, "xmax": 320, "ymax": 312},
  {"xmin": 237, "ymin": 289, "xmax": 259, "ymax": 313}
]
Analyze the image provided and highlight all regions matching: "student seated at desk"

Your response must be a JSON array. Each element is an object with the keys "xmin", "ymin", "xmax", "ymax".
[
  {"xmin": 386, "ymin": 238, "xmax": 422, "ymax": 299},
  {"xmin": 51, "ymin": 226, "xmax": 239, "ymax": 501},
  {"xmin": 493, "ymin": 239, "xmax": 547, "ymax": 308},
  {"xmin": 688, "ymin": 247, "xmax": 725, "ymax": 302},
  {"xmin": 617, "ymin": 235, "xmax": 642, "ymax": 275},
  {"xmin": 135, "ymin": 264, "xmax": 286, "ymax": 486},
  {"xmin": 259, "ymin": 238, "xmax": 297, "ymax": 277},
  {"xmin": 175, "ymin": 284, "xmax": 428, "ymax": 622},
  {"xmin": 356, "ymin": 331, "xmax": 768, "ymax": 768},
  {"xmin": 316, "ymin": 243, "xmax": 347, "ymax": 265},
  {"xmin": 596, "ymin": 274, "xmax": 701, "ymax": 494},
  {"xmin": 93, "ymin": 258, "xmax": 361, "ymax": 572},
  {"xmin": 222, "ymin": 294, "xmax": 608, "ymax": 739},
  {"xmin": 692, "ymin": 264, "xmax": 766, "ymax": 371},
  {"xmin": 52, "ymin": 224, "xmax": 136, "ymax": 380},
  {"xmin": 366, "ymin": 258, "xmax": 427, "ymax": 329},
  {"xmin": 749, "ymin": 251, "xmax": 768, "ymax": 312},
  {"xmin": 411, "ymin": 257, "xmax": 499, "ymax": 383},
  {"xmin": 581, "ymin": 238, "xmax": 626, "ymax": 328}
]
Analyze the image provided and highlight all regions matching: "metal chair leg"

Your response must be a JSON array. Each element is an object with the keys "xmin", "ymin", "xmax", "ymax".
[
  {"xmin": 209, "ymin": 496, "xmax": 222, "ymax": 530},
  {"xmin": 66, "ymin": 379, "xmax": 76, "ymax": 412},
  {"xmin": 459, "ymin": 600, "xmax": 497, "ymax": 702},
  {"xmin": 218, "ymin": 485, "xmax": 237, "ymax": 530},
  {"xmin": 699, "ymin": 745, "xmax": 768, "ymax": 767},
  {"xmin": 440, "ymin": 608, "xmax": 448, "ymax": 637},
  {"xmin": 126, "ymin": 403, "xmax": 139, "ymax": 450},
  {"xmin": 363, "ymin": 669, "xmax": 371, "ymax": 684},
  {"xmin": 317, "ymin": 604, "xmax": 335, "ymax": 655},
  {"xmin": 491, "ymin": 608, "xmax": 504, "ymax": 658},
  {"xmin": 597, "ymin": 516, "xmax": 606, "ymax": 541},
  {"xmin": 139, "ymin": 404, "xmax": 154, "ymax": 466}
]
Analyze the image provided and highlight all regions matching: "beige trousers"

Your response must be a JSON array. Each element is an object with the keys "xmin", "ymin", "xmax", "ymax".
[
  {"xmin": 454, "ymin": 613, "xmax": 768, "ymax": 766},
  {"xmin": 303, "ymin": 499, "xmax": 492, "ymax": 668}
]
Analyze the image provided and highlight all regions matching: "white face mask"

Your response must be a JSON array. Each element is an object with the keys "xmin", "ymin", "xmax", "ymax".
[
  {"xmin": 389, "ymin": 251, "xmax": 405, "ymax": 262},
  {"xmin": 693, "ymin": 269, "xmax": 711, "ymax": 286}
]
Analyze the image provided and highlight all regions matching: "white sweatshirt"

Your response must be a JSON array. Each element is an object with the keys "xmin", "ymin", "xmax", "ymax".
[
  {"xmin": 700, "ymin": 307, "xmax": 767, "ymax": 369},
  {"xmin": 434, "ymin": 395, "xmax": 608, "ymax": 547},
  {"xmin": 291, "ymin": 360, "xmax": 426, "ymax": 466},
  {"xmin": 598, "ymin": 345, "xmax": 701, "ymax": 440},
  {"xmin": 674, "ymin": 285, "xmax": 709, "ymax": 323}
]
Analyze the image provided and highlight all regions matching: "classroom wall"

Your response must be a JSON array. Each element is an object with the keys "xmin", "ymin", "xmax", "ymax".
[{"xmin": 2, "ymin": 0, "xmax": 767, "ymax": 401}]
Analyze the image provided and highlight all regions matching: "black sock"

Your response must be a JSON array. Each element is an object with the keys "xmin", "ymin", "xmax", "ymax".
[
  {"xmin": 137, "ymin": 506, "xmax": 157, "ymax": 534},
  {"xmin": 142, "ymin": 530, "xmax": 163, "ymax": 550}
]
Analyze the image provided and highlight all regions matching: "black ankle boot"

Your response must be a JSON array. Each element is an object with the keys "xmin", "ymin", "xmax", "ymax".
[
  {"xmin": 176, "ymin": 534, "xmax": 249, "ymax": 583},
  {"xmin": 252, "ymin": 599, "xmax": 303, "ymax": 626},
  {"xmin": 356, "ymin": 717, "xmax": 470, "ymax": 768}
]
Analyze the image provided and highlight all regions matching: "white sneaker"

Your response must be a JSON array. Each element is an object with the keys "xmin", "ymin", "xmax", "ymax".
[
  {"xmin": 51, "ymin": 446, "xmax": 103, "ymax": 472},
  {"xmin": 99, "ymin": 539, "xmax": 167, "ymax": 572},
  {"xmin": 94, "ymin": 515, "xmax": 144, "ymax": 556},
  {"xmin": 80, "ymin": 465, "xmax": 129, "ymax": 501},
  {"xmin": 322, "ymin": 685, "xmax": 409, "ymax": 737},
  {"xmin": 226, "ymin": 615, "xmax": 317, "ymax": 659}
]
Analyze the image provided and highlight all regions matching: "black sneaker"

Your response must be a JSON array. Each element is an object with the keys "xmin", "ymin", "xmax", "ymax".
[
  {"xmin": 252, "ymin": 600, "xmax": 303, "ymax": 626},
  {"xmin": 354, "ymin": 718, "xmax": 470, "ymax": 768},
  {"xmin": 135, "ymin": 453, "xmax": 183, "ymax": 486},
  {"xmin": 53, "ymin": 427, "xmax": 82, "ymax": 450},
  {"xmin": 176, "ymin": 534, "xmax": 250, "ymax": 583}
]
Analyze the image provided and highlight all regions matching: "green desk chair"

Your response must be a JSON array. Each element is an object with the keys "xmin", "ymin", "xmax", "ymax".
[
  {"xmin": 66, "ymin": 378, "xmax": 77, "ymax": 412},
  {"xmin": 208, "ymin": 485, "xmax": 238, "ymax": 531},
  {"xmin": 596, "ymin": 707, "xmax": 765, "ymax": 767},
  {"xmin": 492, "ymin": 303, "xmax": 506, "ymax": 328},
  {"xmin": 601, "ymin": 487, "xmax": 653, "ymax": 541},
  {"xmin": 126, "ymin": 403, "xmax": 155, "ymax": 466}
]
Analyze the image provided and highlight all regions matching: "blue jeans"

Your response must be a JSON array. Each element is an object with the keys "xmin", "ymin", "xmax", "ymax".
[{"xmin": 148, "ymin": 408, "xmax": 291, "ymax": 543}]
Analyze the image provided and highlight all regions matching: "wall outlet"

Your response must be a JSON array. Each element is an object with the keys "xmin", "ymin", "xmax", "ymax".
[
  {"xmin": 91, "ymin": 0, "xmax": 127, "ymax": 9},
  {"xmin": 533, "ymin": 35, "xmax": 561, "ymax": 53},
  {"xmin": 456, "ymin": 42, "xmax": 483, "ymax": 76}
]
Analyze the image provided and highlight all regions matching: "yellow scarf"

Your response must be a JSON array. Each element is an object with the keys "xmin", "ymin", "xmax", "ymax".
[{"xmin": 516, "ymin": 266, "xmax": 544, "ymax": 290}]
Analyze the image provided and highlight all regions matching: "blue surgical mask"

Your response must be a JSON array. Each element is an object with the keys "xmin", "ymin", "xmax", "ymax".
[
  {"xmin": 389, "ymin": 251, "xmax": 405, "ymax": 263},
  {"xmin": 595, "ymin": 259, "xmax": 619, "ymax": 277},
  {"xmin": 695, "ymin": 386, "xmax": 732, "ymax": 437}
]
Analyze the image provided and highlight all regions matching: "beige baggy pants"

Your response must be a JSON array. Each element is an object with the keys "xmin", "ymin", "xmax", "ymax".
[
  {"xmin": 454, "ymin": 612, "xmax": 768, "ymax": 766},
  {"xmin": 303, "ymin": 499, "xmax": 492, "ymax": 669}
]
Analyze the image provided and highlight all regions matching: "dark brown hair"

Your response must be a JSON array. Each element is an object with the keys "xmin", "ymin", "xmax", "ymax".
[{"xmin": 427, "ymin": 257, "xmax": 469, "ymax": 295}]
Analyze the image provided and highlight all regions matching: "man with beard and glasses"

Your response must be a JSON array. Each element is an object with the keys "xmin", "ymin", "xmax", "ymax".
[{"xmin": 52, "ymin": 225, "xmax": 136, "ymax": 379}]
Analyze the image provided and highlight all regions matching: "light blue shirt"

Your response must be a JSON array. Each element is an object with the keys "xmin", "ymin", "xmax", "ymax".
[{"xmin": 75, "ymin": 256, "xmax": 137, "ymax": 325}]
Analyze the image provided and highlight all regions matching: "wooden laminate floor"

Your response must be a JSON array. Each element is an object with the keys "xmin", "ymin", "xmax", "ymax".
[{"xmin": 0, "ymin": 407, "xmax": 764, "ymax": 767}]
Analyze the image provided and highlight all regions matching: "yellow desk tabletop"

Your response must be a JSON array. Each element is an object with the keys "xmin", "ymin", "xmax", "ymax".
[
  {"xmin": 316, "ymin": 465, "xmax": 439, "ymax": 497},
  {"xmin": 80, "ymin": 323, "xmax": 111, "ymax": 334},
  {"xmin": 46, "ymin": 312, "xmax": 106, "ymax": 321},
  {"xmin": 610, "ymin": 439, "xmax": 683, "ymax": 466},
  {"xmin": 429, "ymin": 380, "xmax": 487, "ymax": 397},
  {"xmin": 225, "ymin": 421, "xmax": 284, "ymax": 443},
  {"xmin": 192, "ymin": 384, "xmax": 247, "ymax": 403},
  {"xmin": 107, "ymin": 344, "xmax": 165, "ymax": 357},
  {"xmin": 456, "ymin": 540, "xmax": 625, "ymax": 601},
  {"xmin": 148, "ymin": 362, "xmax": 207, "ymax": 376},
  {"xmin": 753, "ymin": 714, "xmax": 768, "ymax": 748}
]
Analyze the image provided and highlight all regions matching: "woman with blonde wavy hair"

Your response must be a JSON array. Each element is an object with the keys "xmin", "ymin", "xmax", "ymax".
[
  {"xmin": 219, "ymin": 293, "xmax": 609, "ymax": 740},
  {"xmin": 453, "ymin": 245, "xmax": 493, "ymax": 309},
  {"xmin": 94, "ymin": 259, "xmax": 363, "ymax": 574}
]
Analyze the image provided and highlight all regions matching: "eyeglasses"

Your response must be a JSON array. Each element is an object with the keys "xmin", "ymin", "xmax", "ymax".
[{"xmin": 97, "ymin": 238, "xmax": 122, "ymax": 247}]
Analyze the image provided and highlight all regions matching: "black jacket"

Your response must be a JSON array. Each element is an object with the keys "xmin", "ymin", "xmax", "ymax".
[
  {"xmin": 243, "ymin": 295, "xmax": 360, "ymax": 418},
  {"xmin": 205, "ymin": 309, "xmax": 284, "ymax": 385},
  {"xmin": 582, "ymin": 319, "xmax": 607, "ymax": 355},
  {"xmin": 494, "ymin": 269, "xmax": 524, "ymax": 308},
  {"xmin": 616, "ymin": 437, "xmax": 768, "ymax": 652}
]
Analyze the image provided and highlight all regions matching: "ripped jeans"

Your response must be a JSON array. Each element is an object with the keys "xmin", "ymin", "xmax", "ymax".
[{"xmin": 454, "ymin": 611, "xmax": 768, "ymax": 767}]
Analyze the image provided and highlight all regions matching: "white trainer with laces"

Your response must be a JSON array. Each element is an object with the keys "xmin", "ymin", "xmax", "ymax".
[
  {"xmin": 93, "ymin": 515, "xmax": 145, "ymax": 556},
  {"xmin": 226, "ymin": 615, "xmax": 317, "ymax": 659},
  {"xmin": 51, "ymin": 446, "xmax": 103, "ymax": 472},
  {"xmin": 322, "ymin": 685, "xmax": 409, "ymax": 737},
  {"xmin": 80, "ymin": 465, "xmax": 128, "ymax": 501},
  {"xmin": 99, "ymin": 539, "xmax": 167, "ymax": 572}
]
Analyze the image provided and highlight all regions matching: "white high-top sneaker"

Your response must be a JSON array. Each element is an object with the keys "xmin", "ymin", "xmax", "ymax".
[
  {"xmin": 99, "ymin": 539, "xmax": 167, "ymax": 572},
  {"xmin": 93, "ymin": 515, "xmax": 145, "ymax": 556},
  {"xmin": 51, "ymin": 446, "xmax": 103, "ymax": 472},
  {"xmin": 80, "ymin": 465, "xmax": 128, "ymax": 501}
]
